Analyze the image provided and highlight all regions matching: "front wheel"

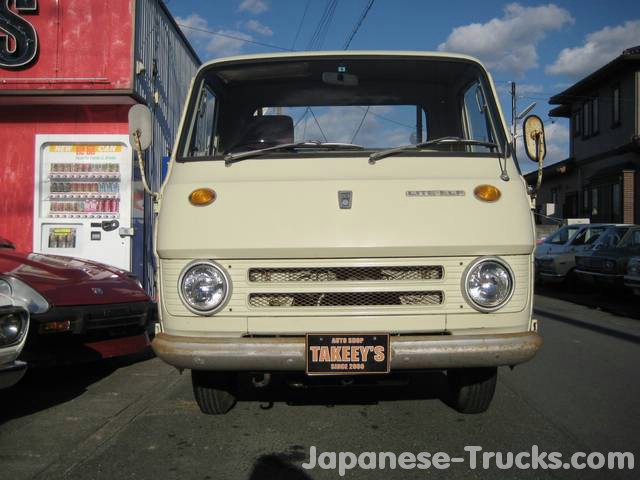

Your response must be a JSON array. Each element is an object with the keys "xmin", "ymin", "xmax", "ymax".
[
  {"xmin": 446, "ymin": 367, "xmax": 497, "ymax": 414},
  {"xmin": 192, "ymin": 371, "xmax": 237, "ymax": 415}
]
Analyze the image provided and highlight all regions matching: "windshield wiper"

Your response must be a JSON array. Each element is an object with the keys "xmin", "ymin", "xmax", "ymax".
[
  {"xmin": 368, "ymin": 136, "xmax": 499, "ymax": 164},
  {"xmin": 224, "ymin": 141, "xmax": 364, "ymax": 165}
]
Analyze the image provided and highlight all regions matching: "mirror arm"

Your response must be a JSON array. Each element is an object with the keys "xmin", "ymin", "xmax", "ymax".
[
  {"xmin": 499, "ymin": 139, "xmax": 510, "ymax": 182},
  {"xmin": 532, "ymin": 133, "xmax": 544, "ymax": 198},
  {"xmin": 133, "ymin": 130, "xmax": 160, "ymax": 202}
]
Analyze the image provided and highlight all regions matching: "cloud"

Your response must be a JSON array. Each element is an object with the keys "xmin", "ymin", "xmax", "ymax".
[
  {"xmin": 546, "ymin": 20, "xmax": 640, "ymax": 78},
  {"xmin": 288, "ymin": 106, "xmax": 411, "ymax": 148},
  {"xmin": 175, "ymin": 13, "xmax": 211, "ymax": 43},
  {"xmin": 245, "ymin": 19, "xmax": 273, "ymax": 36},
  {"xmin": 438, "ymin": 3, "xmax": 573, "ymax": 76},
  {"xmin": 238, "ymin": 0, "xmax": 269, "ymax": 15},
  {"xmin": 205, "ymin": 30, "xmax": 253, "ymax": 58},
  {"xmin": 497, "ymin": 83, "xmax": 544, "ymax": 96},
  {"xmin": 176, "ymin": 13, "xmax": 253, "ymax": 59}
]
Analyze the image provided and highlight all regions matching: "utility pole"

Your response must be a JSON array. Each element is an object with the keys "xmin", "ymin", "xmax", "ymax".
[{"xmin": 511, "ymin": 81, "xmax": 517, "ymax": 148}]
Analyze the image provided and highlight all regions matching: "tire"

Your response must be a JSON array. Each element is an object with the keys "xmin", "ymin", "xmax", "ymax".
[
  {"xmin": 564, "ymin": 269, "xmax": 579, "ymax": 292},
  {"xmin": 191, "ymin": 370, "xmax": 237, "ymax": 415},
  {"xmin": 446, "ymin": 367, "xmax": 497, "ymax": 414}
]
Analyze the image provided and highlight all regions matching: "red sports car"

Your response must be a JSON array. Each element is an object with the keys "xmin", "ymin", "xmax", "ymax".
[{"xmin": 0, "ymin": 237, "xmax": 152, "ymax": 366}]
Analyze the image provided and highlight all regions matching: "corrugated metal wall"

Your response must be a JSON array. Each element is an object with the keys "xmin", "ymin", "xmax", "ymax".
[{"xmin": 133, "ymin": 0, "xmax": 200, "ymax": 293}]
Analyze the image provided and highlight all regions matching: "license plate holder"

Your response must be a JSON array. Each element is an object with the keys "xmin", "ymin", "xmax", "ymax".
[{"xmin": 305, "ymin": 333, "xmax": 390, "ymax": 375}]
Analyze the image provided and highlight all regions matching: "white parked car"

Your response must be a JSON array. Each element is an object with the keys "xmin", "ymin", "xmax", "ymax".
[
  {"xmin": 624, "ymin": 256, "xmax": 640, "ymax": 295},
  {"xmin": 534, "ymin": 223, "xmax": 614, "ymax": 286},
  {"xmin": 0, "ymin": 294, "xmax": 29, "ymax": 389}
]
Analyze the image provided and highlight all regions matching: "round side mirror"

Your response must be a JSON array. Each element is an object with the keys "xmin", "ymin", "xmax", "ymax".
[
  {"xmin": 522, "ymin": 115, "xmax": 546, "ymax": 163},
  {"xmin": 128, "ymin": 104, "xmax": 152, "ymax": 151}
]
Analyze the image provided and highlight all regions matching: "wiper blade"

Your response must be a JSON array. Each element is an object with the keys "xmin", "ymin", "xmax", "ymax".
[
  {"xmin": 225, "ymin": 141, "xmax": 364, "ymax": 165},
  {"xmin": 368, "ymin": 136, "xmax": 499, "ymax": 164}
]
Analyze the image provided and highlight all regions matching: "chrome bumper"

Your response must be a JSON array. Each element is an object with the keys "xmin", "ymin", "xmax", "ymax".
[
  {"xmin": 152, "ymin": 331, "xmax": 543, "ymax": 371},
  {"xmin": 0, "ymin": 360, "xmax": 27, "ymax": 389}
]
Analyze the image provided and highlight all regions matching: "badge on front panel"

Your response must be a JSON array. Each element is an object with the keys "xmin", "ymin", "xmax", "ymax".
[{"xmin": 338, "ymin": 191, "xmax": 352, "ymax": 209}]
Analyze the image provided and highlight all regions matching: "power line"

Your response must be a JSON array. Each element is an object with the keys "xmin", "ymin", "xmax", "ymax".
[
  {"xmin": 350, "ymin": 106, "xmax": 370, "ymax": 143},
  {"xmin": 177, "ymin": 23, "xmax": 293, "ymax": 52},
  {"xmin": 307, "ymin": 0, "xmax": 339, "ymax": 50},
  {"xmin": 345, "ymin": 1, "xmax": 376, "ymax": 134},
  {"xmin": 308, "ymin": 108, "xmax": 328, "ymax": 142},
  {"xmin": 291, "ymin": 0, "xmax": 311, "ymax": 50},
  {"xmin": 343, "ymin": 0, "xmax": 375, "ymax": 49}
]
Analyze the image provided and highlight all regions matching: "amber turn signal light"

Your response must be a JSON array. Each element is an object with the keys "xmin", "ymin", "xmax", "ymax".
[
  {"xmin": 40, "ymin": 320, "xmax": 71, "ymax": 333},
  {"xmin": 189, "ymin": 188, "xmax": 216, "ymax": 206},
  {"xmin": 474, "ymin": 184, "xmax": 501, "ymax": 202}
]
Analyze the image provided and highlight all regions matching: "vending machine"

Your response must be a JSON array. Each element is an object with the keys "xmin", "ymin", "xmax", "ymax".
[{"xmin": 33, "ymin": 135, "xmax": 134, "ymax": 271}]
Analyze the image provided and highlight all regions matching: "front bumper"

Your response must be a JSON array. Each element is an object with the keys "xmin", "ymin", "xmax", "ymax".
[
  {"xmin": 0, "ymin": 360, "xmax": 27, "ymax": 389},
  {"xmin": 152, "ymin": 331, "xmax": 543, "ymax": 371},
  {"xmin": 574, "ymin": 269, "xmax": 622, "ymax": 285},
  {"xmin": 539, "ymin": 272, "xmax": 565, "ymax": 282},
  {"xmin": 22, "ymin": 301, "xmax": 153, "ymax": 366},
  {"xmin": 624, "ymin": 276, "xmax": 640, "ymax": 290}
]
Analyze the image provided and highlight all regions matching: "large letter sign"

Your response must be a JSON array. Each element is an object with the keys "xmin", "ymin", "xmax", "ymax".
[{"xmin": 0, "ymin": 0, "xmax": 38, "ymax": 68}]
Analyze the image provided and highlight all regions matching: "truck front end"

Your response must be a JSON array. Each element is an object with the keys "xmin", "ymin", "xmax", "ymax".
[{"xmin": 151, "ymin": 52, "xmax": 542, "ymax": 415}]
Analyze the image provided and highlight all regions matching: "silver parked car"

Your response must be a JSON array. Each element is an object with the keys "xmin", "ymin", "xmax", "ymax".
[
  {"xmin": 534, "ymin": 223, "xmax": 615, "ymax": 286},
  {"xmin": 0, "ymin": 295, "xmax": 29, "ymax": 390}
]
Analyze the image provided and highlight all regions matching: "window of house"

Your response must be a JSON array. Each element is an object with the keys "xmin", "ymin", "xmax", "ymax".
[
  {"xmin": 582, "ymin": 189, "xmax": 589, "ymax": 215},
  {"xmin": 583, "ymin": 101, "xmax": 591, "ymax": 137},
  {"xmin": 550, "ymin": 188, "xmax": 558, "ymax": 205},
  {"xmin": 591, "ymin": 96, "xmax": 599, "ymax": 134},
  {"xmin": 591, "ymin": 187, "xmax": 598, "ymax": 216},
  {"xmin": 612, "ymin": 183, "xmax": 621, "ymax": 221},
  {"xmin": 612, "ymin": 85, "xmax": 620, "ymax": 126},
  {"xmin": 573, "ymin": 110, "xmax": 581, "ymax": 137}
]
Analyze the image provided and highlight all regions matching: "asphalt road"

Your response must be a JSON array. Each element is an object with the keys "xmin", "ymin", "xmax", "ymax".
[{"xmin": 1, "ymin": 293, "xmax": 639, "ymax": 480}]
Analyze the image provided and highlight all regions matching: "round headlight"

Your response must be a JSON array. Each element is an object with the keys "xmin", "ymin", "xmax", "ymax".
[
  {"xmin": 0, "ymin": 308, "xmax": 28, "ymax": 347},
  {"xmin": 178, "ymin": 261, "xmax": 230, "ymax": 315},
  {"xmin": 463, "ymin": 257, "xmax": 514, "ymax": 312}
]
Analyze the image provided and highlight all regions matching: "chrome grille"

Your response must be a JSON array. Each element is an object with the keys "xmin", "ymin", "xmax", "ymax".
[
  {"xmin": 248, "ymin": 266, "xmax": 443, "ymax": 283},
  {"xmin": 248, "ymin": 291, "xmax": 444, "ymax": 308}
]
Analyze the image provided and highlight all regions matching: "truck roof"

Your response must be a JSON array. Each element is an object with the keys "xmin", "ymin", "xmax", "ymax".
[{"xmin": 198, "ymin": 50, "xmax": 488, "ymax": 71}]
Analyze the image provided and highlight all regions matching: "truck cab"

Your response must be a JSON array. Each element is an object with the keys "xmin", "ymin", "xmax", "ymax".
[{"xmin": 138, "ymin": 51, "xmax": 543, "ymax": 415}]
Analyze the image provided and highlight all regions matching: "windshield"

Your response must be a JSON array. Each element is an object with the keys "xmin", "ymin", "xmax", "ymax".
[
  {"xmin": 591, "ymin": 227, "xmax": 629, "ymax": 250},
  {"xmin": 570, "ymin": 226, "xmax": 608, "ymax": 246},
  {"xmin": 178, "ymin": 56, "xmax": 506, "ymax": 160},
  {"xmin": 620, "ymin": 229, "xmax": 640, "ymax": 248},
  {"xmin": 545, "ymin": 225, "xmax": 580, "ymax": 245}
]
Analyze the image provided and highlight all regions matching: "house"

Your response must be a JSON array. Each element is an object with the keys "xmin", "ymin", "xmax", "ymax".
[{"xmin": 526, "ymin": 46, "xmax": 640, "ymax": 224}]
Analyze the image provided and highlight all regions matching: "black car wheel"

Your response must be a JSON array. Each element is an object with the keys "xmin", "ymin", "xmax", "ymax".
[
  {"xmin": 446, "ymin": 367, "xmax": 497, "ymax": 414},
  {"xmin": 192, "ymin": 370, "xmax": 237, "ymax": 415}
]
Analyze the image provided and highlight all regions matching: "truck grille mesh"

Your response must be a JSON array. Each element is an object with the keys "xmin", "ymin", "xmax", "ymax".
[
  {"xmin": 248, "ymin": 266, "xmax": 443, "ymax": 283},
  {"xmin": 248, "ymin": 291, "xmax": 444, "ymax": 308}
]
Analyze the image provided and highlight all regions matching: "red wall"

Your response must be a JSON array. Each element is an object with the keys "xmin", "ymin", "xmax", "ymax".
[
  {"xmin": 0, "ymin": 105, "xmax": 129, "ymax": 250},
  {"xmin": 0, "ymin": 0, "xmax": 133, "ymax": 91}
]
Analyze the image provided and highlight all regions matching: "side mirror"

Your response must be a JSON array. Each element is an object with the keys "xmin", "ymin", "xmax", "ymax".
[
  {"xmin": 128, "ymin": 104, "xmax": 152, "ymax": 151},
  {"xmin": 522, "ymin": 115, "xmax": 546, "ymax": 198},
  {"xmin": 522, "ymin": 115, "xmax": 546, "ymax": 163}
]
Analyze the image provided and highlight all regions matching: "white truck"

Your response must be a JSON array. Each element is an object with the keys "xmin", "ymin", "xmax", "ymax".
[{"xmin": 129, "ymin": 51, "xmax": 545, "ymax": 415}]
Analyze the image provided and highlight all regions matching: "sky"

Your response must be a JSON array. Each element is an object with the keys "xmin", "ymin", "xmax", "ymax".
[{"xmin": 165, "ymin": 0, "xmax": 640, "ymax": 171}]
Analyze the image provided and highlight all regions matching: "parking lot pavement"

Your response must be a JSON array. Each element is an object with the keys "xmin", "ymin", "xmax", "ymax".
[{"xmin": 1, "ymin": 294, "xmax": 639, "ymax": 480}]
